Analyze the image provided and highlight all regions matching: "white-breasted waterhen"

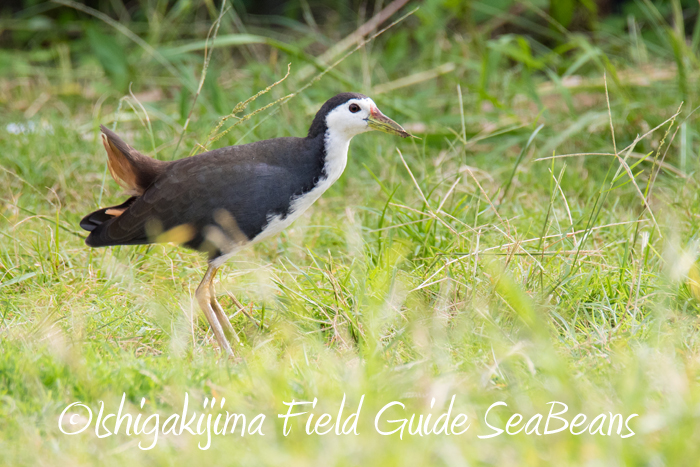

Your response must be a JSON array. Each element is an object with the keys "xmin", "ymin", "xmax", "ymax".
[{"xmin": 80, "ymin": 93, "xmax": 409, "ymax": 357}]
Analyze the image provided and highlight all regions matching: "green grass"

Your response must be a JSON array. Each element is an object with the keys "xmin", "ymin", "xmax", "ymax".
[{"xmin": 1, "ymin": 0, "xmax": 700, "ymax": 465}]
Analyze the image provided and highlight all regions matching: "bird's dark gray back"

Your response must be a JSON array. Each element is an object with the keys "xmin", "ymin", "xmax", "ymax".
[{"xmin": 104, "ymin": 134, "xmax": 327, "ymax": 254}]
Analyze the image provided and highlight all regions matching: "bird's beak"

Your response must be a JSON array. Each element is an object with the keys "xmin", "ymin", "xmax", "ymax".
[{"xmin": 366, "ymin": 106, "xmax": 410, "ymax": 138}]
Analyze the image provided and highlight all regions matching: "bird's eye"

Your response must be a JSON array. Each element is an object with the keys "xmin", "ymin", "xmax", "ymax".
[{"xmin": 349, "ymin": 103, "xmax": 361, "ymax": 113}]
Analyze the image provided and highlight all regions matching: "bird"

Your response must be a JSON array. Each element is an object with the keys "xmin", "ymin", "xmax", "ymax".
[{"xmin": 80, "ymin": 92, "xmax": 409, "ymax": 357}]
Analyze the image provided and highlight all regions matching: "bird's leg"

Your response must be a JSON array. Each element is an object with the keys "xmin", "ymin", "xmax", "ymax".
[
  {"xmin": 195, "ymin": 265, "xmax": 234, "ymax": 357},
  {"xmin": 209, "ymin": 269, "xmax": 238, "ymax": 342}
]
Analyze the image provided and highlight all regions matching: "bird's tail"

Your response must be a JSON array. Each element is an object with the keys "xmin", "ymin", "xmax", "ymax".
[
  {"xmin": 80, "ymin": 197, "xmax": 137, "ymax": 242},
  {"xmin": 100, "ymin": 125, "xmax": 167, "ymax": 195}
]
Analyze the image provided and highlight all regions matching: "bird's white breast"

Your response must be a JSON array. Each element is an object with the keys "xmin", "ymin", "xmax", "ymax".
[
  {"xmin": 210, "ymin": 128, "xmax": 351, "ymax": 267},
  {"xmin": 251, "ymin": 127, "xmax": 350, "ymax": 243}
]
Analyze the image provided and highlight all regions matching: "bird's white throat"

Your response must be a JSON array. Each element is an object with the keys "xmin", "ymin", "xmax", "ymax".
[{"xmin": 321, "ymin": 125, "xmax": 352, "ymax": 185}]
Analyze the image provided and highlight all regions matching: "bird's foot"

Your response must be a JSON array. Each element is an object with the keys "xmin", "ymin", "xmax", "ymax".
[
  {"xmin": 210, "ymin": 290, "xmax": 239, "ymax": 343},
  {"xmin": 196, "ymin": 266, "xmax": 234, "ymax": 358}
]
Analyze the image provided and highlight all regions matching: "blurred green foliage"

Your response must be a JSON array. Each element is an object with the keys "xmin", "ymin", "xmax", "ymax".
[{"xmin": 1, "ymin": 0, "xmax": 698, "ymax": 106}]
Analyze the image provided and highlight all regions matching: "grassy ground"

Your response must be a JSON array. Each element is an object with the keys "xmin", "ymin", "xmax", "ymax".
[{"xmin": 2, "ymin": 0, "xmax": 700, "ymax": 465}]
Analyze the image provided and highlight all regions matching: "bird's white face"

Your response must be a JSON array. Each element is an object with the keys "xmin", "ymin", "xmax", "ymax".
[
  {"xmin": 325, "ymin": 97, "xmax": 409, "ymax": 141},
  {"xmin": 324, "ymin": 97, "xmax": 376, "ymax": 139}
]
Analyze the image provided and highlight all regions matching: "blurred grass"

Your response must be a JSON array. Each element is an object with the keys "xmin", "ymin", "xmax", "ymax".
[{"xmin": 1, "ymin": 0, "xmax": 700, "ymax": 465}]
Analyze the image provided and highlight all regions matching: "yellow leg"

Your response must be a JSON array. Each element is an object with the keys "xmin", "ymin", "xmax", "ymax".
[
  {"xmin": 209, "ymin": 270, "xmax": 238, "ymax": 342},
  {"xmin": 195, "ymin": 265, "xmax": 234, "ymax": 357}
]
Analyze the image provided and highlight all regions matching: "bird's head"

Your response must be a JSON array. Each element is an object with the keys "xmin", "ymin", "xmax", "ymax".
[{"xmin": 308, "ymin": 92, "xmax": 410, "ymax": 140}]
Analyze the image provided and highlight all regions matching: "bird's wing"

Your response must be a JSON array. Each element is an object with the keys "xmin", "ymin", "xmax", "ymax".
[{"xmin": 85, "ymin": 143, "xmax": 321, "ymax": 252}]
